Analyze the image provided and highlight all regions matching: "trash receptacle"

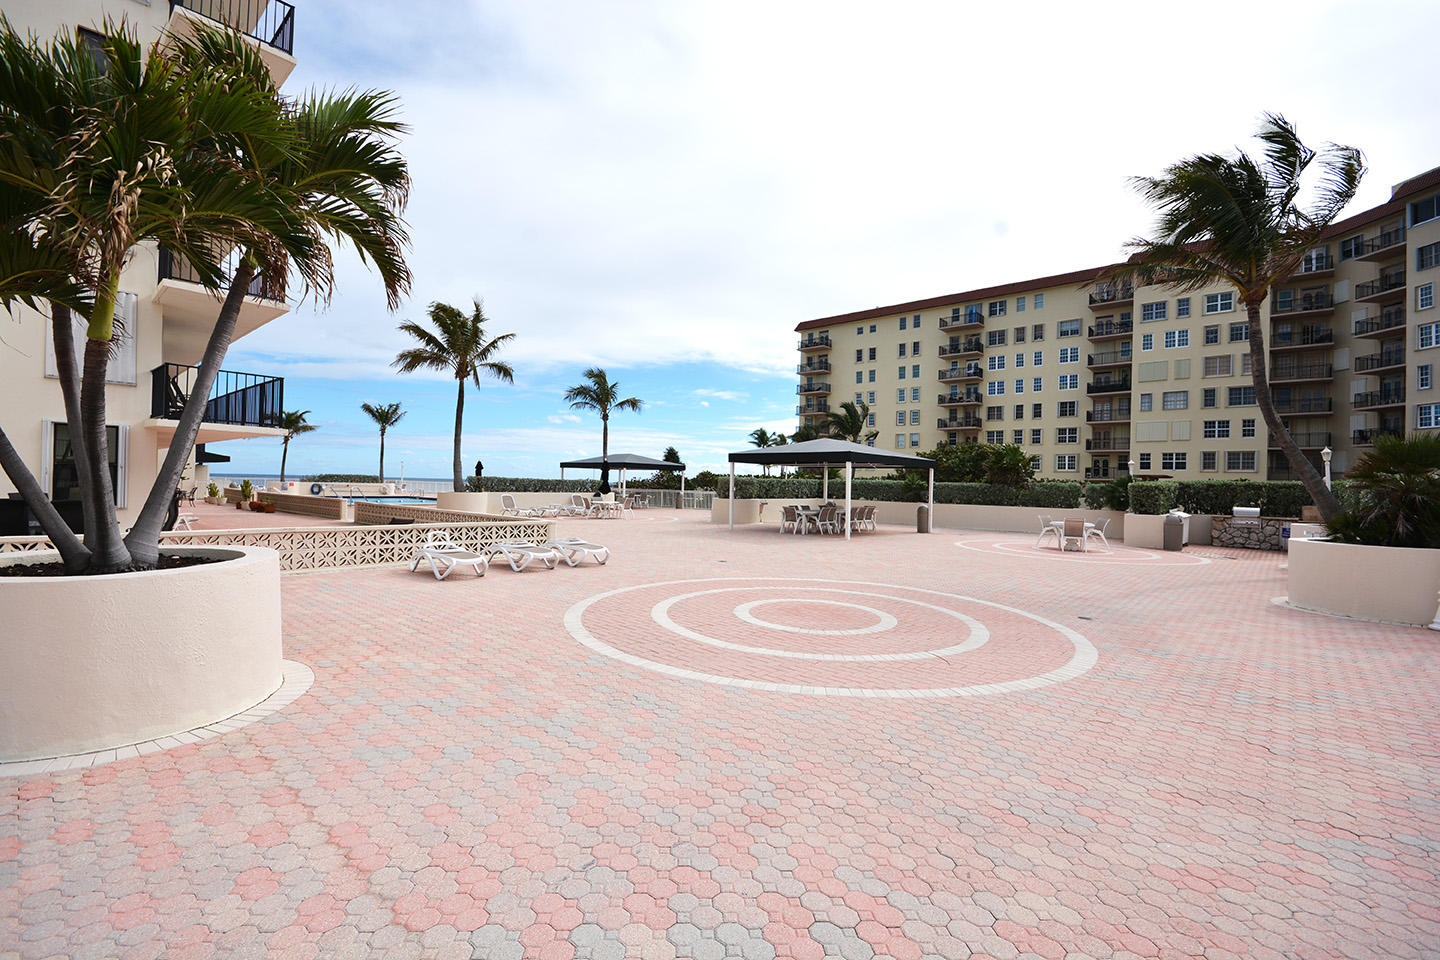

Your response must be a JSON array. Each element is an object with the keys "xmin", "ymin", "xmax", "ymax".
[
  {"xmin": 917, "ymin": 505, "xmax": 931, "ymax": 534},
  {"xmin": 1163, "ymin": 513, "xmax": 1184, "ymax": 551}
]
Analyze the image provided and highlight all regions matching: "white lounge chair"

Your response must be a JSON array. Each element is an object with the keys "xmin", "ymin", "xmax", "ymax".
[
  {"xmin": 1060, "ymin": 518, "xmax": 1087, "ymax": 553},
  {"xmin": 1085, "ymin": 518, "xmax": 1111, "ymax": 550},
  {"xmin": 409, "ymin": 534, "xmax": 489, "ymax": 580},
  {"xmin": 1036, "ymin": 514, "xmax": 1059, "ymax": 548},
  {"xmin": 484, "ymin": 540, "xmax": 560, "ymax": 572},
  {"xmin": 499, "ymin": 494, "xmax": 540, "ymax": 518},
  {"xmin": 563, "ymin": 494, "xmax": 588, "ymax": 517},
  {"xmin": 544, "ymin": 538, "xmax": 610, "ymax": 566}
]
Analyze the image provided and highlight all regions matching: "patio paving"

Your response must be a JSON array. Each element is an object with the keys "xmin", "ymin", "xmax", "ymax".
[{"xmin": 4, "ymin": 514, "xmax": 1439, "ymax": 959}]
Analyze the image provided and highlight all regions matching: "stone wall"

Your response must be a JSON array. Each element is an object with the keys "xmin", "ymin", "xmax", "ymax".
[
  {"xmin": 256, "ymin": 490, "xmax": 349, "ymax": 520},
  {"xmin": 1212, "ymin": 516, "xmax": 1284, "ymax": 550},
  {"xmin": 351, "ymin": 500, "xmax": 510, "ymax": 525}
]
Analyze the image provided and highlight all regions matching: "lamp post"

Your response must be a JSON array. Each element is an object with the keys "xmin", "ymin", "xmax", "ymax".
[
  {"xmin": 1321, "ymin": 446, "xmax": 1332, "ymax": 490},
  {"xmin": 1127, "ymin": 458, "xmax": 1137, "ymax": 477}
]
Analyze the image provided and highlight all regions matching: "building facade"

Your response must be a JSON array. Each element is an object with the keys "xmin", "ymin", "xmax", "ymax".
[
  {"xmin": 796, "ymin": 166, "xmax": 1440, "ymax": 481},
  {"xmin": 0, "ymin": 1, "xmax": 299, "ymax": 526}
]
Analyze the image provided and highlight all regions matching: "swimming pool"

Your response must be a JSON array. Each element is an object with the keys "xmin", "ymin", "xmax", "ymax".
[{"xmin": 342, "ymin": 496, "xmax": 437, "ymax": 504}]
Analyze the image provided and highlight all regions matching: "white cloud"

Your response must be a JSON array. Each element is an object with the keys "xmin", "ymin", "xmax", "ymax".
[
  {"xmin": 693, "ymin": 388, "xmax": 746, "ymax": 402},
  {"xmin": 546, "ymin": 413, "xmax": 582, "ymax": 424}
]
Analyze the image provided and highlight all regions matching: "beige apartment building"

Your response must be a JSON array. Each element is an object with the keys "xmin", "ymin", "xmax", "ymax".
[
  {"xmin": 0, "ymin": 1, "xmax": 298, "ymax": 529},
  {"xmin": 796, "ymin": 165, "xmax": 1440, "ymax": 482}
]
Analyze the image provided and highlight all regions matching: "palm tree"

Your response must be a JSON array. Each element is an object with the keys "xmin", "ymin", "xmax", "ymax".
[
  {"xmin": 791, "ymin": 423, "xmax": 821, "ymax": 443},
  {"xmin": 748, "ymin": 428, "xmax": 776, "ymax": 476},
  {"xmin": 1108, "ymin": 114, "xmax": 1362, "ymax": 519},
  {"xmin": 564, "ymin": 368, "xmax": 643, "ymax": 494},
  {"xmin": 823, "ymin": 400, "xmax": 878, "ymax": 445},
  {"xmin": 361, "ymin": 402, "xmax": 406, "ymax": 482},
  {"xmin": 277, "ymin": 411, "xmax": 316, "ymax": 483},
  {"xmin": 393, "ymin": 300, "xmax": 514, "ymax": 491}
]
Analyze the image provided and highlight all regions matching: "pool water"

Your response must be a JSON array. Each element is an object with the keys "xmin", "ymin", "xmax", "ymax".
[{"xmin": 343, "ymin": 496, "xmax": 437, "ymax": 504}]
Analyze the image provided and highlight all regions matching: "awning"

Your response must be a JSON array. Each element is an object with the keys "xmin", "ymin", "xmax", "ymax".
[
  {"xmin": 728, "ymin": 438, "xmax": 933, "ymax": 470},
  {"xmin": 559, "ymin": 453, "xmax": 686, "ymax": 471}
]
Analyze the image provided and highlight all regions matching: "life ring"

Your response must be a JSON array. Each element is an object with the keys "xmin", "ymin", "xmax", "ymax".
[{"xmin": 310, "ymin": 483, "xmax": 324, "ymax": 495}]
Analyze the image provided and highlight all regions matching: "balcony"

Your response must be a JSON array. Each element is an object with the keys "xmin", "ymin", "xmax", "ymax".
[
  {"xmin": 1355, "ymin": 269, "xmax": 1407, "ymax": 304},
  {"xmin": 795, "ymin": 402, "xmax": 829, "ymax": 416},
  {"xmin": 796, "ymin": 359, "xmax": 831, "ymax": 374},
  {"xmin": 1268, "ymin": 430, "xmax": 1331, "ymax": 449},
  {"xmin": 938, "ymin": 391, "xmax": 983, "ymax": 407},
  {"xmin": 938, "ymin": 365, "xmax": 983, "ymax": 383},
  {"xmin": 1354, "ymin": 226, "xmax": 1407, "ymax": 262},
  {"xmin": 939, "ymin": 309, "xmax": 984, "ymax": 330},
  {"xmin": 147, "ymin": 363, "xmax": 284, "ymax": 444},
  {"xmin": 1087, "ymin": 377, "xmax": 1132, "ymax": 394},
  {"xmin": 1270, "ymin": 326, "xmax": 1333, "ymax": 351},
  {"xmin": 1272, "ymin": 396, "xmax": 1333, "ymax": 415},
  {"xmin": 797, "ymin": 334, "xmax": 832, "ymax": 351},
  {"xmin": 1270, "ymin": 292, "xmax": 1334, "ymax": 317},
  {"xmin": 938, "ymin": 338, "xmax": 984, "ymax": 360},
  {"xmin": 1086, "ymin": 408, "xmax": 1131, "ymax": 423},
  {"xmin": 1353, "ymin": 388, "xmax": 1406, "ymax": 410},
  {"xmin": 1353, "ymin": 428, "xmax": 1403, "ymax": 446},
  {"xmin": 1088, "ymin": 320, "xmax": 1134, "ymax": 340},
  {"xmin": 1354, "ymin": 347, "xmax": 1406, "ymax": 375},
  {"xmin": 1291, "ymin": 253, "xmax": 1334, "ymax": 278},
  {"xmin": 795, "ymin": 382, "xmax": 830, "ymax": 395},
  {"xmin": 154, "ymin": 247, "xmax": 289, "ymax": 365},
  {"xmin": 937, "ymin": 416, "xmax": 982, "ymax": 431},
  {"xmin": 1268, "ymin": 360, "xmax": 1333, "ymax": 383},
  {"xmin": 165, "ymin": 0, "xmax": 297, "ymax": 85},
  {"xmin": 1086, "ymin": 437, "xmax": 1130, "ymax": 452},
  {"xmin": 1088, "ymin": 283, "xmax": 1134, "ymax": 310},
  {"xmin": 1086, "ymin": 351, "xmax": 1132, "ymax": 369},
  {"xmin": 1353, "ymin": 308, "xmax": 1407, "ymax": 339}
]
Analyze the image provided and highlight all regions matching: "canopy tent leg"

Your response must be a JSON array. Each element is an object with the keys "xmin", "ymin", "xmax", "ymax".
[
  {"xmin": 822, "ymin": 464, "xmax": 829, "ymax": 502},
  {"xmin": 560, "ymin": 467, "xmax": 565, "ymax": 481},
  {"xmin": 927, "ymin": 467, "xmax": 934, "ymax": 533},
  {"xmin": 728, "ymin": 463, "xmax": 735, "ymax": 532},
  {"xmin": 845, "ymin": 461, "xmax": 852, "ymax": 541},
  {"xmin": 679, "ymin": 472, "xmax": 686, "ymax": 510}
]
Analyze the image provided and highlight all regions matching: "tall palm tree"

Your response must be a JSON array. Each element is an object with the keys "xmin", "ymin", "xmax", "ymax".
[
  {"xmin": 393, "ymin": 300, "xmax": 514, "ymax": 491},
  {"xmin": 277, "ymin": 411, "xmax": 316, "ymax": 483},
  {"xmin": 823, "ymin": 400, "xmax": 878, "ymax": 445},
  {"xmin": 361, "ymin": 402, "xmax": 406, "ymax": 482},
  {"xmin": 791, "ymin": 423, "xmax": 821, "ymax": 443},
  {"xmin": 1108, "ymin": 114, "xmax": 1362, "ymax": 519},
  {"xmin": 564, "ymin": 368, "xmax": 643, "ymax": 493},
  {"xmin": 748, "ymin": 428, "xmax": 776, "ymax": 476}
]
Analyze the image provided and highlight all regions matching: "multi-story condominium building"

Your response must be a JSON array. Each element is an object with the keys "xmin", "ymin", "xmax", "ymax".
[
  {"xmin": 0, "ymin": 1, "xmax": 298, "ymax": 526},
  {"xmin": 796, "ymin": 165, "xmax": 1440, "ymax": 482}
]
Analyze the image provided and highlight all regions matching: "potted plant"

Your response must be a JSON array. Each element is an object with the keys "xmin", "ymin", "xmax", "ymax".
[{"xmin": 206, "ymin": 482, "xmax": 220, "ymax": 505}]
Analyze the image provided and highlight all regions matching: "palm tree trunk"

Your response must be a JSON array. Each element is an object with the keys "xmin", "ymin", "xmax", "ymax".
[
  {"xmin": 51, "ymin": 306, "xmax": 96, "ymax": 541},
  {"xmin": 602, "ymin": 414, "xmax": 609, "ymax": 460},
  {"xmin": 1245, "ymin": 301, "xmax": 1342, "ymax": 519},
  {"xmin": 0, "ymin": 426, "xmax": 90, "ymax": 571},
  {"xmin": 453, "ymin": 378, "xmax": 465, "ymax": 492},
  {"xmin": 79, "ymin": 337, "xmax": 131, "ymax": 571},
  {"xmin": 280, "ymin": 438, "xmax": 289, "ymax": 484},
  {"xmin": 126, "ymin": 264, "xmax": 255, "ymax": 567},
  {"xmin": 378, "ymin": 429, "xmax": 385, "ymax": 483}
]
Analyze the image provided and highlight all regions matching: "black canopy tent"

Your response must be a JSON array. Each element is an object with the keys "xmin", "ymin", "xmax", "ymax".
[
  {"xmin": 558, "ymin": 452, "xmax": 687, "ymax": 498},
  {"xmin": 726, "ymin": 438, "xmax": 935, "ymax": 540}
]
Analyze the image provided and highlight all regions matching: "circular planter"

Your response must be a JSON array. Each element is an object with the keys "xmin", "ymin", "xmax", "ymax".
[
  {"xmin": 1288, "ymin": 537, "xmax": 1440, "ymax": 626},
  {"xmin": 0, "ymin": 545, "xmax": 283, "ymax": 762}
]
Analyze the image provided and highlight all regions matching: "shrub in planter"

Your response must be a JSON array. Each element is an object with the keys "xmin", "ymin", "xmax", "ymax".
[
  {"xmin": 240, "ymin": 479, "xmax": 254, "ymax": 502},
  {"xmin": 1326, "ymin": 434, "xmax": 1440, "ymax": 548},
  {"xmin": 207, "ymin": 482, "xmax": 220, "ymax": 499},
  {"xmin": 1128, "ymin": 480, "xmax": 1179, "ymax": 515},
  {"xmin": 1170, "ymin": 480, "xmax": 1309, "ymax": 518}
]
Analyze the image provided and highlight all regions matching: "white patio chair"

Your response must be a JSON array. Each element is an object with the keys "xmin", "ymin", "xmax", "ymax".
[
  {"xmin": 483, "ymin": 540, "xmax": 560, "ymax": 572},
  {"xmin": 1084, "ymin": 518, "xmax": 1111, "ymax": 550},
  {"xmin": 544, "ymin": 538, "xmax": 610, "ymax": 566},
  {"xmin": 816, "ymin": 504, "xmax": 839, "ymax": 535},
  {"xmin": 174, "ymin": 512, "xmax": 198, "ymax": 531},
  {"xmin": 1060, "ymin": 518, "xmax": 1087, "ymax": 553},
  {"xmin": 1036, "ymin": 514, "xmax": 1059, "ymax": 548},
  {"xmin": 779, "ymin": 505, "xmax": 798, "ymax": 534},
  {"xmin": 409, "ymin": 533, "xmax": 489, "ymax": 580},
  {"xmin": 862, "ymin": 505, "xmax": 877, "ymax": 531}
]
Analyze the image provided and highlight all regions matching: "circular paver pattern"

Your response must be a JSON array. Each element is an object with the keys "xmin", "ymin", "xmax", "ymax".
[
  {"xmin": 954, "ymin": 535, "xmax": 1214, "ymax": 564},
  {"xmin": 565, "ymin": 576, "xmax": 1099, "ymax": 697}
]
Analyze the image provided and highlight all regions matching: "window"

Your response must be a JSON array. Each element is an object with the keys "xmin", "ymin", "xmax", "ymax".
[
  {"xmin": 855, "ymin": 371, "xmax": 863, "ymax": 384},
  {"xmin": 1141, "ymin": 333, "xmax": 1154, "ymax": 351},
  {"xmin": 46, "ymin": 422, "xmax": 126, "ymax": 507},
  {"xmin": 868, "ymin": 347, "xmax": 877, "ymax": 361},
  {"xmin": 896, "ymin": 434, "xmax": 906, "ymax": 449},
  {"xmin": 855, "ymin": 392, "xmax": 863, "ymax": 403},
  {"xmin": 913, "ymin": 341, "xmax": 921, "ymax": 356},
  {"xmin": 1203, "ymin": 325, "xmax": 1219, "ymax": 345},
  {"xmin": 854, "ymin": 349, "xmax": 862, "ymax": 363},
  {"xmin": 913, "ymin": 315, "xmax": 921, "ymax": 329},
  {"xmin": 1241, "ymin": 418, "xmax": 1256, "ymax": 438},
  {"xmin": 1057, "ymin": 401, "xmax": 1076, "ymax": 417},
  {"xmin": 1055, "ymin": 454, "xmax": 1077, "ymax": 472},
  {"xmin": 898, "ymin": 343, "xmax": 907, "ymax": 357},
  {"xmin": 1016, "ymin": 296, "xmax": 1026, "ymax": 312},
  {"xmin": 912, "ymin": 365, "xmax": 920, "ymax": 379},
  {"xmin": 988, "ymin": 355, "xmax": 1006, "ymax": 371},
  {"xmin": 899, "ymin": 316, "xmax": 907, "ymax": 331},
  {"xmin": 987, "ymin": 380, "xmax": 1006, "ymax": 395},
  {"xmin": 1033, "ymin": 294, "xmax": 1045, "ymax": 309},
  {"xmin": 1033, "ymin": 377, "xmax": 1042, "ymax": 392},
  {"xmin": 1164, "ymin": 329, "xmax": 1190, "ymax": 348},
  {"xmin": 46, "ymin": 293, "xmax": 138, "ymax": 385},
  {"xmin": 1203, "ymin": 419, "xmax": 1230, "ymax": 439},
  {"xmin": 897, "ymin": 366, "xmax": 906, "ymax": 380},
  {"xmin": 1420, "ymin": 404, "xmax": 1440, "ymax": 429},
  {"xmin": 867, "ymin": 391, "xmax": 875, "ymax": 404},
  {"xmin": 1421, "ymin": 365, "xmax": 1433, "ymax": 391},
  {"xmin": 1240, "ymin": 354, "xmax": 1252, "ymax": 375},
  {"xmin": 1203, "ymin": 355, "xmax": 1232, "ymax": 377},
  {"xmin": 869, "ymin": 324, "xmax": 876, "ymax": 333},
  {"xmin": 911, "ymin": 387, "xmax": 920, "ymax": 402},
  {"xmin": 1033, "ymin": 351, "xmax": 1043, "ymax": 366},
  {"xmin": 1422, "ymin": 323, "xmax": 1440, "ymax": 349},
  {"xmin": 986, "ymin": 406, "xmax": 1003, "ymax": 421},
  {"xmin": 1141, "ymin": 301, "xmax": 1167, "ymax": 322},
  {"xmin": 1226, "ymin": 451, "xmax": 1257, "ymax": 472},
  {"xmin": 1162, "ymin": 452, "xmax": 1187, "ymax": 471},
  {"xmin": 1015, "ymin": 324, "xmax": 1028, "ymax": 341},
  {"xmin": 911, "ymin": 433, "xmax": 920, "ymax": 447},
  {"xmin": 1139, "ymin": 393, "xmax": 1153, "ymax": 412},
  {"xmin": 857, "ymin": 326, "xmax": 865, "ymax": 335},
  {"xmin": 896, "ymin": 388, "xmax": 906, "ymax": 402},
  {"xmin": 988, "ymin": 299, "xmax": 1007, "ymax": 317},
  {"xmin": 1059, "ymin": 347, "xmax": 1079, "ymax": 363},
  {"xmin": 1030, "ymin": 429, "xmax": 1042, "ymax": 444},
  {"xmin": 868, "ymin": 370, "xmax": 875, "ymax": 382},
  {"xmin": 1201, "ymin": 451, "xmax": 1217, "ymax": 471},
  {"xmin": 1228, "ymin": 386, "xmax": 1256, "ymax": 406},
  {"xmin": 1176, "ymin": 297, "xmax": 1191, "ymax": 319},
  {"xmin": 1340, "ymin": 234, "xmax": 1364, "ymax": 260},
  {"xmin": 1058, "ymin": 319, "xmax": 1080, "ymax": 338},
  {"xmin": 1033, "ymin": 403, "xmax": 1043, "ymax": 418},
  {"xmin": 896, "ymin": 411, "xmax": 905, "ymax": 426},
  {"xmin": 1412, "ymin": 194, "xmax": 1439, "ymax": 226},
  {"xmin": 1014, "ymin": 352, "xmax": 1025, "ymax": 368},
  {"xmin": 1203, "ymin": 388, "xmax": 1217, "ymax": 408},
  {"xmin": 1138, "ymin": 453, "xmax": 1151, "ymax": 471},
  {"xmin": 1162, "ymin": 390, "xmax": 1188, "ymax": 410},
  {"xmin": 1205, "ymin": 292, "xmax": 1235, "ymax": 314},
  {"xmin": 986, "ymin": 430, "xmax": 1004, "ymax": 444},
  {"xmin": 1012, "ymin": 430, "xmax": 1023, "ymax": 444},
  {"xmin": 1056, "ymin": 427, "xmax": 1078, "ymax": 444},
  {"xmin": 987, "ymin": 329, "xmax": 1008, "ymax": 347},
  {"xmin": 1419, "ymin": 284, "xmax": 1435, "ymax": 312},
  {"xmin": 1032, "ymin": 324, "xmax": 1045, "ymax": 341},
  {"xmin": 1014, "ymin": 404, "xmax": 1025, "ymax": 419},
  {"xmin": 910, "ymin": 410, "xmax": 920, "ymax": 425},
  {"xmin": 1058, "ymin": 374, "xmax": 1078, "ymax": 390},
  {"xmin": 1418, "ymin": 242, "xmax": 1440, "ymax": 271},
  {"xmin": 868, "ymin": 413, "xmax": 876, "ymax": 427},
  {"xmin": 1229, "ymin": 322, "xmax": 1249, "ymax": 342}
]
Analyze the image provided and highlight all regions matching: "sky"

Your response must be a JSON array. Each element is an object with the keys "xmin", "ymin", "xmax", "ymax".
[{"xmin": 220, "ymin": 0, "xmax": 1440, "ymax": 479}]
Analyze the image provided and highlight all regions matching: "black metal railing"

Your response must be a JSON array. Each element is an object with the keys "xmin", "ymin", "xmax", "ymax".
[
  {"xmin": 1086, "ymin": 438, "xmax": 1130, "ymax": 451},
  {"xmin": 1269, "ymin": 430, "xmax": 1331, "ymax": 449},
  {"xmin": 937, "ymin": 416, "xmax": 982, "ymax": 430},
  {"xmin": 151, "ymin": 363, "xmax": 283, "ymax": 426},
  {"xmin": 1089, "ymin": 283, "xmax": 1133, "ymax": 306},
  {"xmin": 1354, "ymin": 348, "xmax": 1406, "ymax": 373},
  {"xmin": 1360, "ymin": 226, "xmax": 1407, "ymax": 258},
  {"xmin": 1353, "ymin": 428, "xmax": 1402, "ymax": 445},
  {"xmin": 1355, "ymin": 270, "xmax": 1407, "ymax": 300},
  {"xmin": 1272, "ymin": 396, "xmax": 1332, "ymax": 414},
  {"xmin": 158, "ymin": 246, "xmax": 285, "ymax": 301},
  {"xmin": 1089, "ymin": 320, "xmax": 1133, "ymax": 338},
  {"xmin": 797, "ymin": 335, "xmax": 832, "ymax": 350},
  {"xmin": 1352, "ymin": 308, "xmax": 1407, "ymax": 336},
  {"xmin": 170, "ymin": 0, "xmax": 295, "ymax": 55},
  {"xmin": 939, "ymin": 309, "xmax": 984, "ymax": 329},
  {"xmin": 1086, "ymin": 408, "xmax": 1131, "ymax": 422},
  {"xmin": 796, "ymin": 359, "xmax": 831, "ymax": 374},
  {"xmin": 938, "ymin": 391, "xmax": 982, "ymax": 405},
  {"xmin": 1271, "ymin": 292, "xmax": 1334, "ymax": 315},
  {"xmin": 938, "ymin": 339, "xmax": 984, "ymax": 357},
  {"xmin": 1353, "ymin": 388, "xmax": 1406, "ymax": 409},
  {"xmin": 795, "ymin": 382, "xmax": 830, "ymax": 394},
  {"xmin": 1271, "ymin": 327, "xmax": 1333, "ymax": 348},
  {"xmin": 1295, "ymin": 253, "xmax": 1334, "ymax": 274},
  {"xmin": 795, "ymin": 403, "xmax": 829, "ymax": 415},
  {"xmin": 1087, "ymin": 378, "xmax": 1132, "ymax": 394},
  {"xmin": 938, "ymin": 365, "xmax": 983, "ymax": 381},
  {"xmin": 1269, "ymin": 361, "xmax": 1333, "ymax": 381},
  {"xmin": 1087, "ymin": 351, "xmax": 1132, "ymax": 366}
]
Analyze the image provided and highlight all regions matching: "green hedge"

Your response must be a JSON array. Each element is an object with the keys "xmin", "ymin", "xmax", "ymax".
[
  {"xmin": 1171, "ymin": 480, "xmax": 1312, "ymax": 518},
  {"xmin": 1081, "ymin": 484, "xmax": 1109, "ymax": 510},
  {"xmin": 1128, "ymin": 481, "xmax": 1180, "ymax": 515},
  {"xmin": 723, "ymin": 477, "xmax": 1082, "ymax": 508},
  {"xmin": 464, "ymin": 475, "xmax": 597, "ymax": 493},
  {"xmin": 303, "ymin": 473, "xmax": 380, "ymax": 483}
]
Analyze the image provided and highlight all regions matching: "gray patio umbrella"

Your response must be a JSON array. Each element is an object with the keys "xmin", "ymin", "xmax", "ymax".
[{"xmin": 559, "ymin": 453, "xmax": 688, "ymax": 498}]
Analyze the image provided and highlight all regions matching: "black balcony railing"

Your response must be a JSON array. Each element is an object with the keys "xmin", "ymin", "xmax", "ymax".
[
  {"xmin": 1270, "ymin": 292, "xmax": 1334, "ymax": 315},
  {"xmin": 1354, "ymin": 348, "xmax": 1406, "ymax": 374},
  {"xmin": 796, "ymin": 359, "xmax": 831, "ymax": 374},
  {"xmin": 1269, "ymin": 361, "xmax": 1333, "ymax": 382},
  {"xmin": 158, "ymin": 246, "xmax": 285, "ymax": 301},
  {"xmin": 1087, "ymin": 351, "xmax": 1132, "ymax": 366},
  {"xmin": 1359, "ymin": 226, "xmax": 1407, "ymax": 258},
  {"xmin": 1086, "ymin": 438, "xmax": 1130, "ymax": 451},
  {"xmin": 939, "ymin": 365, "xmax": 983, "ymax": 381},
  {"xmin": 170, "ymin": 0, "xmax": 295, "ymax": 55},
  {"xmin": 1087, "ymin": 378, "xmax": 1132, "ymax": 394},
  {"xmin": 939, "ymin": 309, "xmax": 984, "ymax": 329},
  {"xmin": 1269, "ymin": 431, "xmax": 1331, "ymax": 449},
  {"xmin": 151, "ymin": 363, "xmax": 283, "ymax": 427},
  {"xmin": 1353, "ymin": 428, "xmax": 1402, "ymax": 445},
  {"xmin": 938, "ymin": 339, "xmax": 984, "ymax": 357},
  {"xmin": 797, "ymin": 334, "xmax": 832, "ymax": 350},
  {"xmin": 1088, "ymin": 320, "xmax": 1134, "ymax": 338},
  {"xmin": 795, "ymin": 403, "xmax": 829, "ymax": 415},
  {"xmin": 1355, "ymin": 270, "xmax": 1407, "ymax": 300},
  {"xmin": 796, "ymin": 382, "xmax": 830, "ymax": 395},
  {"xmin": 1353, "ymin": 308, "xmax": 1407, "ymax": 337},
  {"xmin": 937, "ymin": 416, "xmax": 982, "ymax": 430},
  {"xmin": 1086, "ymin": 408, "xmax": 1131, "ymax": 422},
  {"xmin": 938, "ymin": 391, "xmax": 982, "ymax": 405},
  {"xmin": 1353, "ymin": 388, "xmax": 1406, "ymax": 409},
  {"xmin": 1271, "ymin": 327, "xmax": 1333, "ymax": 348},
  {"xmin": 1089, "ymin": 283, "xmax": 1133, "ymax": 307},
  {"xmin": 1295, "ymin": 253, "xmax": 1334, "ymax": 274},
  {"xmin": 1272, "ymin": 396, "xmax": 1333, "ymax": 414}
]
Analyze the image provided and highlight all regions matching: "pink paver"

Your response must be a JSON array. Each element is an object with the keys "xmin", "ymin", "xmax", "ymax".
[{"xmin": 3, "ymin": 515, "xmax": 1439, "ymax": 960}]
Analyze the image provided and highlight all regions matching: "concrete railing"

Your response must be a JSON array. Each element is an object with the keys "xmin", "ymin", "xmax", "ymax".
[
  {"xmin": 352, "ymin": 500, "xmax": 510, "ymax": 525},
  {"xmin": 713, "ymin": 498, "xmax": 1127, "ymax": 540},
  {"xmin": 257, "ymin": 490, "xmax": 349, "ymax": 519}
]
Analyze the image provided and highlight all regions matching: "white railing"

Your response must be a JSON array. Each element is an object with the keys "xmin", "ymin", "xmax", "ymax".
[{"xmin": 627, "ymin": 488, "xmax": 715, "ymax": 510}]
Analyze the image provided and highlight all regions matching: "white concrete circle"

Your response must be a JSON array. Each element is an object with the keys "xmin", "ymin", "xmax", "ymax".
[
  {"xmin": 732, "ymin": 598, "xmax": 897, "ymax": 636},
  {"xmin": 953, "ymin": 538, "xmax": 1213, "ymax": 565},
  {"xmin": 653, "ymin": 587, "xmax": 985, "ymax": 661},
  {"xmin": 565, "ymin": 578, "xmax": 1099, "ymax": 697}
]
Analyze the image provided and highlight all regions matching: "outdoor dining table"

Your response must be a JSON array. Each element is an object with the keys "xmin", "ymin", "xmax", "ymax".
[
  {"xmin": 793, "ymin": 506, "xmax": 822, "ymax": 534},
  {"xmin": 591, "ymin": 500, "xmax": 624, "ymax": 519},
  {"xmin": 1050, "ymin": 519, "xmax": 1096, "ymax": 550}
]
